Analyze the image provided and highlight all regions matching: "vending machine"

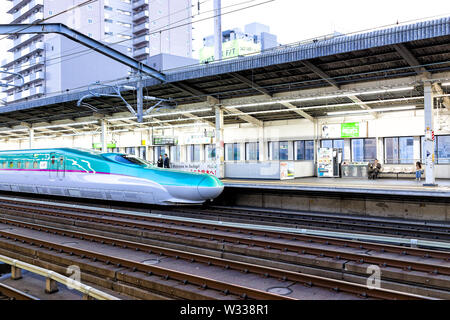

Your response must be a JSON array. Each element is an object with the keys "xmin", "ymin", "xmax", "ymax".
[{"xmin": 317, "ymin": 148, "xmax": 342, "ymax": 177}]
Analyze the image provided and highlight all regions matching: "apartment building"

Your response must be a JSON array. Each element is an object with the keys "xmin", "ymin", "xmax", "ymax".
[{"xmin": 1, "ymin": 0, "xmax": 193, "ymax": 104}]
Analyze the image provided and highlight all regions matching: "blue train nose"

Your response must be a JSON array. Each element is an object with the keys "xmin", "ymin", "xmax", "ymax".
[{"xmin": 197, "ymin": 175, "xmax": 224, "ymax": 200}]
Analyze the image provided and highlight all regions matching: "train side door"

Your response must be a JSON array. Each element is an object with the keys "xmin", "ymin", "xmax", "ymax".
[
  {"xmin": 57, "ymin": 155, "xmax": 65, "ymax": 180},
  {"xmin": 49, "ymin": 153, "xmax": 58, "ymax": 179}
]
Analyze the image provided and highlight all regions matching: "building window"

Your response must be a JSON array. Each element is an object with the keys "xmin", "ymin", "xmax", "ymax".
[
  {"xmin": 117, "ymin": 34, "xmax": 132, "ymax": 39},
  {"xmin": 121, "ymin": 0, "xmax": 131, "ymax": 3},
  {"xmin": 117, "ymin": 21, "xmax": 131, "ymax": 28},
  {"xmin": 87, "ymin": 4, "xmax": 93, "ymax": 10},
  {"xmin": 87, "ymin": 19, "xmax": 93, "ymax": 24},
  {"xmin": 205, "ymin": 144, "xmax": 216, "ymax": 161},
  {"xmin": 88, "ymin": 33, "xmax": 93, "ymax": 37},
  {"xmin": 48, "ymin": 10, "xmax": 53, "ymax": 15},
  {"xmin": 117, "ymin": 9, "xmax": 131, "ymax": 16},
  {"xmin": 104, "ymin": 32, "xmax": 113, "ymax": 36},
  {"xmin": 294, "ymin": 140, "xmax": 314, "ymax": 160},
  {"xmin": 104, "ymin": 5, "xmax": 113, "ymax": 11},
  {"xmin": 170, "ymin": 145, "xmax": 180, "ymax": 162},
  {"xmin": 190, "ymin": 145, "xmax": 201, "ymax": 162},
  {"xmin": 225, "ymin": 143, "xmax": 240, "ymax": 161},
  {"xmin": 385, "ymin": 137, "xmax": 414, "ymax": 164},
  {"xmin": 104, "ymin": 18, "xmax": 113, "ymax": 23},
  {"xmin": 245, "ymin": 142, "xmax": 259, "ymax": 161},
  {"xmin": 351, "ymin": 138, "xmax": 377, "ymax": 162},
  {"xmin": 268, "ymin": 141, "xmax": 289, "ymax": 160},
  {"xmin": 321, "ymin": 139, "xmax": 344, "ymax": 158},
  {"xmin": 421, "ymin": 135, "xmax": 450, "ymax": 164}
]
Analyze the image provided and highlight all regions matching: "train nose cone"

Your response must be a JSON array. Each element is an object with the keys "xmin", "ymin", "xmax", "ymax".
[{"xmin": 197, "ymin": 175, "xmax": 224, "ymax": 200}]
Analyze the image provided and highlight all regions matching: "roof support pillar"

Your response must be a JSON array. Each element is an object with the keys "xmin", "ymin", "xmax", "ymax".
[
  {"xmin": 258, "ymin": 125, "xmax": 266, "ymax": 161},
  {"xmin": 215, "ymin": 106, "xmax": 224, "ymax": 178},
  {"xmin": 423, "ymin": 82, "xmax": 436, "ymax": 186},
  {"xmin": 101, "ymin": 119, "xmax": 107, "ymax": 153},
  {"xmin": 28, "ymin": 128, "xmax": 34, "ymax": 150}
]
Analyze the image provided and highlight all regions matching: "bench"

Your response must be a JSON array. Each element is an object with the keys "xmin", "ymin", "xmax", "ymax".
[{"xmin": 377, "ymin": 165, "xmax": 421, "ymax": 179}]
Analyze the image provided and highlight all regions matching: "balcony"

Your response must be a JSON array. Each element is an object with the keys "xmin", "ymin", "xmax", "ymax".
[
  {"xmin": 7, "ymin": 0, "xmax": 32, "ymax": 14},
  {"xmin": 11, "ymin": 0, "xmax": 43, "ymax": 24},
  {"xmin": 133, "ymin": 47, "xmax": 149, "ymax": 59},
  {"xmin": 6, "ymin": 85, "xmax": 43, "ymax": 103},
  {"xmin": 133, "ymin": 34, "xmax": 149, "ymax": 48},
  {"xmin": 133, "ymin": 22, "xmax": 149, "ymax": 35},
  {"xmin": 11, "ymin": 56, "xmax": 44, "ymax": 75},
  {"xmin": 12, "ymin": 41, "xmax": 44, "ymax": 64},
  {"xmin": 13, "ymin": 70, "xmax": 44, "ymax": 87},
  {"xmin": 132, "ymin": 0, "xmax": 149, "ymax": 11},
  {"xmin": 133, "ymin": 10, "xmax": 149, "ymax": 23}
]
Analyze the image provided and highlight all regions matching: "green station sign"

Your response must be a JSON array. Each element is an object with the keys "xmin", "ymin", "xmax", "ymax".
[
  {"xmin": 341, "ymin": 122, "xmax": 360, "ymax": 138},
  {"xmin": 92, "ymin": 142, "xmax": 116, "ymax": 149}
]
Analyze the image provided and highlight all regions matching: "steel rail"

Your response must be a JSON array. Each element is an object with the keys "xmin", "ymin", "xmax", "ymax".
[
  {"xmin": 173, "ymin": 207, "xmax": 450, "ymax": 240},
  {"xmin": 0, "ymin": 229, "xmax": 291, "ymax": 300},
  {"xmin": 0, "ymin": 219, "xmax": 431, "ymax": 300},
  {"xmin": 3, "ymin": 214, "xmax": 449, "ymax": 277},
  {"xmin": 0, "ymin": 283, "xmax": 38, "ymax": 300},
  {"xmin": 1, "ymin": 200, "xmax": 448, "ymax": 262}
]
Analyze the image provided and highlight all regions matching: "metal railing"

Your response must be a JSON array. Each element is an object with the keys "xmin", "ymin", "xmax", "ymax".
[{"xmin": 0, "ymin": 254, "xmax": 120, "ymax": 300}]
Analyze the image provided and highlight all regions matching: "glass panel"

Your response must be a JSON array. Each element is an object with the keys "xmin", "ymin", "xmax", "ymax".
[
  {"xmin": 295, "ymin": 141, "xmax": 305, "ymax": 160},
  {"xmin": 321, "ymin": 140, "xmax": 332, "ymax": 148},
  {"xmin": 437, "ymin": 135, "xmax": 450, "ymax": 164},
  {"xmin": 305, "ymin": 141, "xmax": 314, "ymax": 160},
  {"xmin": 233, "ymin": 143, "xmax": 240, "ymax": 161},
  {"xmin": 351, "ymin": 139, "xmax": 364, "ymax": 161},
  {"xmin": 193, "ymin": 145, "xmax": 201, "ymax": 162},
  {"xmin": 385, "ymin": 137, "xmax": 399, "ymax": 164},
  {"xmin": 246, "ymin": 142, "xmax": 259, "ymax": 161},
  {"xmin": 279, "ymin": 141, "xmax": 289, "ymax": 160},
  {"xmin": 269, "ymin": 142, "xmax": 279, "ymax": 160},
  {"xmin": 225, "ymin": 144, "xmax": 233, "ymax": 161},
  {"xmin": 399, "ymin": 137, "xmax": 414, "ymax": 164},
  {"xmin": 364, "ymin": 138, "xmax": 377, "ymax": 161}
]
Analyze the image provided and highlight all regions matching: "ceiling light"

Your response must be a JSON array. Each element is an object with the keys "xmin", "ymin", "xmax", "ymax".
[{"xmin": 327, "ymin": 105, "xmax": 416, "ymax": 116}]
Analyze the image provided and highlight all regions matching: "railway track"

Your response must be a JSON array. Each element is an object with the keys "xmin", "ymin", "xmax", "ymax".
[
  {"xmin": 0, "ymin": 217, "xmax": 430, "ymax": 300},
  {"xmin": 0, "ymin": 283, "xmax": 38, "ymax": 300},
  {"xmin": 171, "ymin": 205, "xmax": 450, "ymax": 242},
  {"xmin": 0, "ymin": 197, "xmax": 448, "ymax": 299}
]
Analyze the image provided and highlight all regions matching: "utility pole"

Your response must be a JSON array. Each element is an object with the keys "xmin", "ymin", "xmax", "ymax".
[{"xmin": 214, "ymin": 0, "xmax": 222, "ymax": 62}]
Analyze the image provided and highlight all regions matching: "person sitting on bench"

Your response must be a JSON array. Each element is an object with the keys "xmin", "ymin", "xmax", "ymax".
[{"xmin": 368, "ymin": 159, "xmax": 381, "ymax": 180}]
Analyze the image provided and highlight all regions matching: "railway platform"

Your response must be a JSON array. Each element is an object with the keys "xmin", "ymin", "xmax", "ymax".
[
  {"xmin": 218, "ymin": 178, "xmax": 450, "ymax": 222},
  {"xmin": 221, "ymin": 177, "xmax": 450, "ymax": 198}
]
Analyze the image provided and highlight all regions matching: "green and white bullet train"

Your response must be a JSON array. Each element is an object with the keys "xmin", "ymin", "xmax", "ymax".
[{"xmin": 0, "ymin": 148, "xmax": 224, "ymax": 205}]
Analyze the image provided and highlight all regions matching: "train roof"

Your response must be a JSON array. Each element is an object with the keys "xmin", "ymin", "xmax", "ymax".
[{"xmin": 0, "ymin": 148, "xmax": 105, "ymax": 159}]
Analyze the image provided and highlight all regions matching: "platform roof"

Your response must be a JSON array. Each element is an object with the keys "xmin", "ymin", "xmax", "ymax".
[{"xmin": 0, "ymin": 17, "xmax": 449, "ymax": 139}]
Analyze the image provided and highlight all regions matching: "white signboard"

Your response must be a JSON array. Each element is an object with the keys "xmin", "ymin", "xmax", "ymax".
[{"xmin": 171, "ymin": 162, "xmax": 218, "ymax": 177}]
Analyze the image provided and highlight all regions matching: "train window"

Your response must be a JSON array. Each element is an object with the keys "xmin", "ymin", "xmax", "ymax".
[
  {"xmin": 114, "ymin": 155, "xmax": 150, "ymax": 166},
  {"xmin": 33, "ymin": 161, "xmax": 38, "ymax": 169},
  {"xmin": 51, "ymin": 156, "xmax": 56, "ymax": 165},
  {"xmin": 9, "ymin": 161, "xmax": 13, "ymax": 168},
  {"xmin": 59, "ymin": 157, "xmax": 64, "ymax": 166}
]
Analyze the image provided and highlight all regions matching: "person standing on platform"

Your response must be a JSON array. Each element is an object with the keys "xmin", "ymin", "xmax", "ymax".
[
  {"xmin": 157, "ymin": 155, "xmax": 163, "ymax": 168},
  {"xmin": 415, "ymin": 161, "xmax": 423, "ymax": 181},
  {"xmin": 163, "ymin": 153, "xmax": 170, "ymax": 168}
]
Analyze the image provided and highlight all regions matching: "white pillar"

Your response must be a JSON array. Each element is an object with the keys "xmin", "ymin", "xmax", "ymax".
[
  {"xmin": 213, "ymin": 0, "xmax": 222, "ymax": 62},
  {"xmin": 101, "ymin": 120, "xmax": 107, "ymax": 153},
  {"xmin": 423, "ymin": 82, "xmax": 436, "ymax": 186},
  {"xmin": 258, "ymin": 125, "xmax": 266, "ymax": 161},
  {"xmin": 215, "ymin": 106, "xmax": 224, "ymax": 178},
  {"xmin": 28, "ymin": 128, "xmax": 34, "ymax": 149}
]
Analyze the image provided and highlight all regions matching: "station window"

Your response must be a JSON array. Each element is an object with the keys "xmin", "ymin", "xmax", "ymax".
[
  {"xmin": 138, "ymin": 146, "xmax": 146, "ymax": 160},
  {"xmin": 421, "ymin": 135, "xmax": 450, "ymax": 164},
  {"xmin": 268, "ymin": 141, "xmax": 289, "ymax": 160},
  {"xmin": 205, "ymin": 144, "xmax": 215, "ymax": 162},
  {"xmin": 245, "ymin": 142, "xmax": 259, "ymax": 161},
  {"xmin": 351, "ymin": 138, "xmax": 377, "ymax": 162},
  {"xmin": 225, "ymin": 143, "xmax": 240, "ymax": 161},
  {"xmin": 125, "ymin": 147, "xmax": 136, "ymax": 155},
  {"xmin": 189, "ymin": 145, "xmax": 201, "ymax": 162},
  {"xmin": 384, "ymin": 137, "xmax": 414, "ymax": 164},
  {"xmin": 294, "ymin": 140, "xmax": 314, "ymax": 160},
  {"xmin": 170, "ymin": 145, "xmax": 180, "ymax": 162},
  {"xmin": 25, "ymin": 161, "xmax": 30, "ymax": 169},
  {"xmin": 33, "ymin": 161, "xmax": 38, "ymax": 169}
]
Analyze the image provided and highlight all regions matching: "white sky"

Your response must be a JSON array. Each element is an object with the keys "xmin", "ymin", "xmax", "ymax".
[{"xmin": 0, "ymin": 0, "xmax": 449, "ymax": 62}]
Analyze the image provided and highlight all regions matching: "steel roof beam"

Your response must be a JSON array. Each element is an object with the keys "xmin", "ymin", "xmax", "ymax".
[
  {"xmin": 184, "ymin": 112, "xmax": 215, "ymax": 127},
  {"xmin": 280, "ymin": 102, "xmax": 314, "ymax": 121},
  {"xmin": 301, "ymin": 61, "xmax": 340, "ymax": 89},
  {"xmin": 0, "ymin": 23, "xmax": 165, "ymax": 82},
  {"xmin": 225, "ymin": 107, "xmax": 263, "ymax": 127},
  {"xmin": 230, "ymin": 73, "xmax": 272, "ymax": 97}
]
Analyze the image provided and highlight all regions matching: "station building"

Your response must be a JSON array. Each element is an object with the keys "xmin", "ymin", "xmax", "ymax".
[{"xmin": 0, "ymin": 16, "xmax": 449, "ymax": 181}]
